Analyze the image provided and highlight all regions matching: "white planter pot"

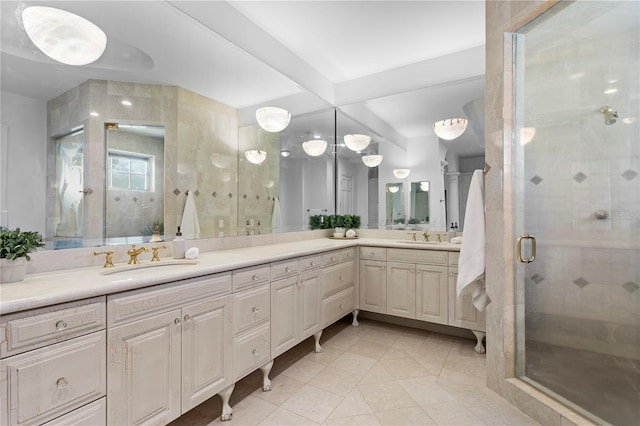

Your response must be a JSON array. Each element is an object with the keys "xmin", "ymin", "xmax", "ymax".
[{"xmin": 0, "ymin": 257, "xmax": 27, "ymax": 283}]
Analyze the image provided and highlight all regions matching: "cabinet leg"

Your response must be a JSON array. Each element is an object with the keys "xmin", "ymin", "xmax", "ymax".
[
  {"xmin": 313, "ymin": 330, "xmax": 323, "ymax": 353},
  {"xmin": 471, "ymin": 330, "xmax": 486, "ymax": 354},
  {"xmin": 260, "ymin": 360, "xmax": 274, "ymax": 391},
  {"xmin": 218, "ymin": 383, "xmax": 235, "ymax": 421},
  {"xmin": 352, "ymin": 309, "xmax": 360, "ymax": 327}
]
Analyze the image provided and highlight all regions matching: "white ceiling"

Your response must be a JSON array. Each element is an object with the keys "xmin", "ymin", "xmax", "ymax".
[{"xmin": 1, "ymin": 0, "xmax": 486, "ymax": 157}]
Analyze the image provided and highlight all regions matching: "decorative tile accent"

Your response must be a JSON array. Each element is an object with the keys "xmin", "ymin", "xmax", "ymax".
[
  {"xmin": 114, "ymin": 196, "xmax": 121, "ymax": 202},
  {"xmin": 132, "ymin": 197, "xmax": 138, "ymax": 202},
  {"xmin": 256, "ymin": 195, "xmax": 260, "ymax": 200},
  {"xmin": 484, "ymin": 162, "xmax": 491, "ymax": 175},
  {"xmin": 150, "ymin": 198, "xmax": 154, "ymax": 202},
  {"xmin": 529, "ymin": 175, "xmax": 543, "ymax": 185},
  {"xmin": 573, "ymin": 172, "xmax": 587, "ymax": 183},
  {"xmin": 85, "ymin": 187, "xmax": 94, "ymax": 195},
  {"xmin": 531, "ymin": 273, "xmax": 544, "ymax": 284},
  {"xmin": 228, "ymin": 193, "xmax": 233, "ymax": 198},
  {"xmin": 173, "ymin": 188, "xmax": 181, "ymax": 196},
  {"xmin": 194, "ymin": 190, "xmax": 200, "ymax": 197},
  {"xmin": 622, "ymin": 281, "xmax": 639, "ymax": 293},
  {"xmin": 243, "ymin": 194, "xmax": 247, "ymax": 199},
  {"xmin": 621, "ymin": 169, "xmax": 638, "ymax": 181},
  {"xmin": 573, "ymin": 277, "xmax": 589, "ymax": 288},
  {"xmin": 212, "ymin": 192, "xmax": 217, "ymax": 198}
]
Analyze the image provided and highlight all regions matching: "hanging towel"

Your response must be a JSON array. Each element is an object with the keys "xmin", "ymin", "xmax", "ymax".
[
  {"xmin": 180, "ymin": 191, "xmax": 200, "ymax": 240},
  {"xmin": 457, "ymin": 169, "xmax": 491, "ymax": 311},
  {"xmin": 271, "ymin": 196, "xmax": 281, "ymax": 233}
]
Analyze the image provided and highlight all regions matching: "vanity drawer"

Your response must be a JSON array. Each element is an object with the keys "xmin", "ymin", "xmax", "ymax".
[
  {"xmin": 233, "ymin": 264, "xmax": 270, "ymax": 292},
  {"xmin": 232, "ymin": 284, "xmax": 270, "ymax": 336},
  {"xmin": 233, "ymin": 323, "xmax": 270, "ymax": 381},
  {"xmin": 0, "ymin": 331, "xmax": 106, "ymax": 426},
  {"xmin": 386, "ymin": 248, "xmax": 448, "ymax": 266},
  {"xmin": 322, "ymin": 260, "xmax": 355, "ymax": 298},
  {"xmin": 322, "ymin": 250, "xmax": 342, "ymax": 266},
  {"xmin": 0, "ymin": 297, "xmax": 105, "ymax": 358},
  {"xmin": 322, "ymin": 287, "xmax": 354, "ymax": 327},
  {"xmin": 43, "ymin": 397, "xmax": 106, "ymax": 426},
  {"xmin": 300, "ymin": 254, "xmax": 322, "ymax": 271},
  {"xmin": 341, "ymin": 248, "xmax": 356, "ymax": 262},
  {"xmin": 271, "ymin": 259, "xmax": 300, "ymax": 281},
  {"xmin": 108, "ymin": 273, "xmax": 231, "ymax": 327},
  {"xmin": 449, "ymin": 252, "xmax": 460, "ymax": 267},
  {"xmin": 359, "ymin": 246, "xmax": 386, "ymax": 261}
]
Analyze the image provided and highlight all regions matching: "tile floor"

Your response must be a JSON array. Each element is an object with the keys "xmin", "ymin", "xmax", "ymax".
[{"xmin": 171, "ymin": 318, "xmax": 539, "ymax": 425}]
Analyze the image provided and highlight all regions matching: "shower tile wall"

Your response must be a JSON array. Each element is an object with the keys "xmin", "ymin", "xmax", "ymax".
[{"xmin": 520, "ymin": 3, "xmax": 639, "ymax": 358}]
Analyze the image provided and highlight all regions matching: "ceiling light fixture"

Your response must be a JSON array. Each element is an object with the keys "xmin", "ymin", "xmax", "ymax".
[
  {"xmin": 302, "ymin": 139, "xmax": 328, "ymax": 156},
  {"xmin": 388, "ymin": 186, "xmax": 400, "ymax": 193},
  {"xmin": 22, "ymin": 6, "xmax": 107, "ymax": 66},
  {"xmin": 392, "ymin": 168, "xmax": 410, "ymax": 179},
  {"xmin": 344, "ymin": 134, "xmax": 371, "ymax": 152},
  {"xmin": 280, "ymin": 150, "xmax": 291, "ymax": 158},
  {"xmin": 244, "ymin": 150, "xmax": 267, "ymax": 165},
  {"xmin": 256, "ymin": 107, "xmax": 291, "ymax": 132},
  {"xmin": 420, "ymin": 181, "xmax": 430, "ymax": 192},
  {"xmin": 362, "ymin": 155, "xmax": 383, "ymax": 168},
  {"xmin": 121, "ymin": 100, "xmax": 132, "ymax": 106},
  {"xmin": 433, "ymin": 118, "xmax": 468, "ymax": 140}
]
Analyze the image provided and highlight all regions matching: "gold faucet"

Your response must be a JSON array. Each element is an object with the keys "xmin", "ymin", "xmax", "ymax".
[
  {"xmin": 408, "ymin": 232, "xmax": 417, "ymax": 241},
  {"xmin": 423, "ymin": 231, "xmax": 430, "ymax": 242},
  {"xmin": 150, "ymin": 245, "xmax": 167, "ymax": 262},
  {"xmin": 127, "ymin": 244, "xmax": 150, "ymax": 264},
  {"xmin": 94, "ymin": 251, "xmax": 115, "ymax": 268}
]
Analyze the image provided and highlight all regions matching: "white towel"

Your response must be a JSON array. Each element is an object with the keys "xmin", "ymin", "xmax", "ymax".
[
  {"xmin": 271, "ymin": 196, "xmax": 281, "ymax": 232},
  {"xmin": 180, "ymin": 191, "xmax": 200, "ymax": 240},
  {"xmin": 456, "ymin": 169, "xmax": 491, "ymax": 311}
]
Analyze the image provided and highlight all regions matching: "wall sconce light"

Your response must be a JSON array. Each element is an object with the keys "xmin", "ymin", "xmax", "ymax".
[
  {"xmin": 302, "ymin": 139, "xmax": 328, "ymax": 157},
  {"xmin": 433, "ymin": 118, "xmax": 468, "ymax": 140},
  {"xmin": 256, "ymin": 107, "xmax": 291, "ymax": 132},
  {"xmin": 362, "ymin": 155, "xmax": 383, "ymax": 167},
  {"xmin": 388, "ymin": 186, "xmax": 400, "ymax": 193},
  {"xmin": 344, "ymin": 134, "xmax": 371, "ymax": 152},
  {"xmin": 22, "ymin": 6, "xmax": 107, "ymax": 66},
  {"xmin": 280, "ymin": 150, "xmax": 291, "ymax": 157},
  {"xmin": 420, "ymin": 181, "xmax": 430, "ymax": 192},
  {"xmin": 392, "ymin": 168, "xmax": 410, "ymax": 179},
  {"xmin": 244, "ymin": 150, "xmax": 267, "ymax": 165}
]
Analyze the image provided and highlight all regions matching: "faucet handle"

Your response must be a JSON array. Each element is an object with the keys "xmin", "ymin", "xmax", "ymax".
[
  {"xmin": 436, "ymin": 233, "xmax": 443, "ymax": 243},
  {"xmin": 94, "ymin": 251, "xmax": 115, "ymax": 268},
  {"xmin": 151, "ymin": 245, "xmax": 167, "ymax": 262},
  {"xmin": 407, "ymin": 232, "xmax": 417, "ymax": 241}
]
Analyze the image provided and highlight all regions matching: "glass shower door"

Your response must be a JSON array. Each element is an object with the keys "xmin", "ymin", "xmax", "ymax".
[
  {"xmin": 54, "ymin": 130, "xmax": 85, "ymax": 248},
  {"xmin": 513, "ymin": 1, "xmax": 639, "ymax": 425}
]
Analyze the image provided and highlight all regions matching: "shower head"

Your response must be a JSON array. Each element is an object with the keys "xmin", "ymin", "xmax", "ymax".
[{"xmin": 600, "ymin": 106, "xmax": 618, "ymax": 125}]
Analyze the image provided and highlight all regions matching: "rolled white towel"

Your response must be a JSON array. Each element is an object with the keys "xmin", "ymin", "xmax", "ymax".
[
  {"xmin": 185, "ymin": 247, "xmax": 199, "ymax": 260},
  {"xmin": 450, "ymin": 236, "xmax": 463, "ymax": 244}
]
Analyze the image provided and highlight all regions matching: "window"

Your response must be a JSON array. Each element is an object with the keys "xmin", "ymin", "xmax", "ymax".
[{"xmin": 108, "ymin": 151, "xmax": 153, "ymax": 191}]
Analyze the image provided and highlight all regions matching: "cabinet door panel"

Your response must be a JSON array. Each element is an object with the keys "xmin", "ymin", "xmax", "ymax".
[
  {"xmin": 271, "ymin": 276, "xmax": 298, "ymax": 357},
  {"xmin": 416, "ymin": 265, "xmax": 448, "ymax": 324},
  {"xmin": 107, "ymin": 310, "xmax": 181, "ymax": 426},
  {"xmin": 386, "ymin": 262, "xmax": 416, "ymax": 319},
  {"xmin": 359, "ymin": 260, "xmax": 387, "ymax": 314},
  {"xmin": 448, "ymin": 268, "xmax": 486, "ymax": 331},
  {"xmin": 299, "ymin": 270, "xmax": 322, "ymax": 340},
  {"xmin": 182, "ymin": 295, "xmax": 232, "ymax": 411}
]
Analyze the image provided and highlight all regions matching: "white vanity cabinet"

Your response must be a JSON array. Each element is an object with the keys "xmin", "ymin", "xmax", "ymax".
[
  {"xmin": 359, "ymin": 247, "xmax": 387, "ymax": 314},
  {"xmin": 270, "ymin": 255, "xmax": 322, "ymax": 358},
  {"xmin": 321, "ymin": 248, "xmax": 356, "ymax": 327},
  {"xmin": 106, "ymin": 273, "xmax": 232, "ymax": 425},
  {"xmin": 447, "ymin": 253, "xmax": 486, "ymax": 333},
  {"xmin": 0, "ymin": 297, "xmax": 107, "ymax": 426}
]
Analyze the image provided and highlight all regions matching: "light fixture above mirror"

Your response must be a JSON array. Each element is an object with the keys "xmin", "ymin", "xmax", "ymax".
[
  {"xmin": 244, "ymin": 149, "xmax": 267, "ymax": 165},
  {"xmin": 343, "ymin": 134, "xmax": 371, "ymax": 152},
  {"xmin": 388, "ymin": 186, "xmax": 400, "ymax": 193},
  {"xmin": 302, "ymin": 139, "xmax": 328, "ymax": 157},
  {"xmin": 433, "ymin": 118, "xmax": 468, "ymax": 140},
  {"xmin": 362, "ymin": 154, "xmax": 383, "ymax": 168},
  {"xmin": 393, "ymin": 168, "xmax": 411, "ymax": 179},
  {"xmin": 420, "ymin": 181, "xmax": 430, "ymax": 192},
  {"xmin": 22, "ymin": 6, "xmax": 107, "ymax": 66},
  {"xmin": 256, "ymin": 107, "xmax": 291, "ymax": 132}
]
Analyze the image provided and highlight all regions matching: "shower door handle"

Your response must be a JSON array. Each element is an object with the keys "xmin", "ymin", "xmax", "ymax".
[{"xmin": 517, "ymin": 234, "xmax": 536, "ymax": 263}]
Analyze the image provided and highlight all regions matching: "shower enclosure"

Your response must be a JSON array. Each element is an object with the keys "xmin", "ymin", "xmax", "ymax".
[{"xmin": 513, "ymin": 1, "xmax": 639, "ymax": 425}]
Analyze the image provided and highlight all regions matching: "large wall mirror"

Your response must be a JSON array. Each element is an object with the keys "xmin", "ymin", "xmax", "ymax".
[{"xmin": 1, "ymin": 0, "xmax": 486, "ymax": 250}]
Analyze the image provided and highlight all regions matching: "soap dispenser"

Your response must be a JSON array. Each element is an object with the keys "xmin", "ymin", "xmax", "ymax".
[{"xmin": 172, "ymin": 226, "xmax": 185, "ymax": 259}]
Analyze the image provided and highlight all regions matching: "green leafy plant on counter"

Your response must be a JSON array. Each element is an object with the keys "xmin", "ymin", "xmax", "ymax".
[
  {"xmin": 308, "ymin": 214, "xmax": 361, "ymax": 230},
  {"xmin": 0, "ymin": 227, "xmax": 46, "ymax": 261}
]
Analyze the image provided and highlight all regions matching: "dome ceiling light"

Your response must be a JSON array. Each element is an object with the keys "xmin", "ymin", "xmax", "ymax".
[
  {"xmin": 343, "ymin": 134, "xmax": 371, "ymax": 152},
  {"xmin": 388, "ymin": 186, "xmax": 400, "ymax": 193},
  {"xmin": 302, "ymin": 139, "xmax": 328, "ymax": 157},
  {"xmin": 362, "ymin": 155, "xmax": 383, "ymax": 168},
  {"xmin": 256, "ymin": 107, "xmax": 291, "ymax": 132},
  {"xmin": 433, "ymin": 118, "xmax": 468, "ymax": 140},
  {"xmin": 392, "ymin": 168, "xmax": 410, "ymax": 179},
  {"xmin": 244, "ymin": 150, "xmax": 267, "ymax": 165},
  {"xmin": 420, "ymin": 181, "xmax": 430, "ymax": 192},
  {"xmin": 22, "ymin": 6, "xmax": 107, "ymax": 66}
]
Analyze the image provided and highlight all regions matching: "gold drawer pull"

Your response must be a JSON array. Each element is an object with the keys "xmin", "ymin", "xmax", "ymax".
[
  {"xmin": 252, "ymin": 307, "xmax": 259, "ymax": 313},
  {"xmin": 331, "ymin": 256, "xmax": 337, "ymax": 261},
  {"xmin": 285, "ymin": 267, "xmax": 290, "ymax": 273},
  {"xmin": 310, "ymin": 261, "xmax": 315, "ymax": 266},
  {"xmin": 339, "ymin": 276, "xmax": 343, "ymax": 281},
  {"xmin": 55, "ymin": 320, "xmax": 68, "ymax": 331},
  {"xmin": 252, "ymin": 349, "xmax": 259, "ymax": 356},
  {"xmin": 339, "ymin": 304, "xmax": 344, "ymax": 310},
  {"xmin": 183, "ymin": 315, "xmax": 191, "ymax": 322},
  {"xmin": 370, "ymin": 253, "xmax": 374, "ymax": 257},
  {"xmin": 174, "ymin": 318, "xmax": 182, "ymax": 325},
  {"xmin": 56, "ymin": 377, "xmax": 68, "ymax": 388}
]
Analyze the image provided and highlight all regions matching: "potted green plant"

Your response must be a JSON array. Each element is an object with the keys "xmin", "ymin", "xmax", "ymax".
[
  {"xmin": 0, "ymin": 227, "xmax": 45, "ymax": 283},
  {"xmin": 342, "ymin": 214, "xmax": 361, "ymax": 237}
]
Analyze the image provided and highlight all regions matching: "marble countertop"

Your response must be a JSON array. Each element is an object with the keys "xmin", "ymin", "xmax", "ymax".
[{"xmin": 0, "ymin": 238, "xmax": 460, "ymax": 315}]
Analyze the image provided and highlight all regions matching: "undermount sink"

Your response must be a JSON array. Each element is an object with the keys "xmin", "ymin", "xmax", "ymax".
[
  {"xmin": 99, "ymin": 260, "xmax": 199, "ymax": 275},
  {"xmin": 396, "ymin": 240, "xmax": 444, "ymax": 245}
]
